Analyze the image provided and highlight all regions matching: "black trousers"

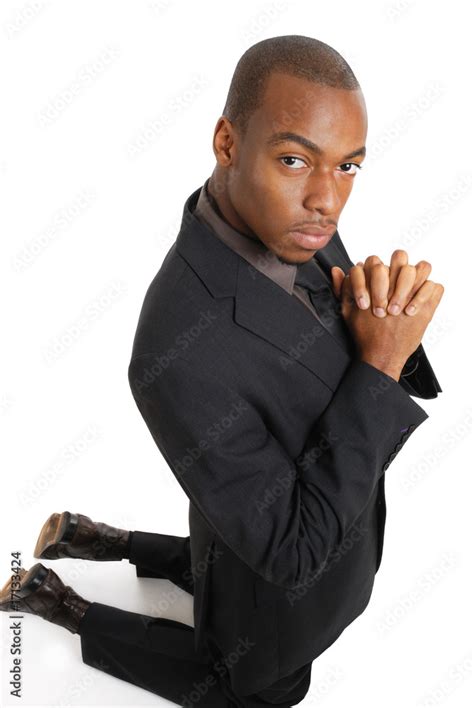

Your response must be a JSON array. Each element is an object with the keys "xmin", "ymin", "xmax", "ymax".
[{"xmin": 78, "ymin": 530, "xmax": 312, "ymax": 707}]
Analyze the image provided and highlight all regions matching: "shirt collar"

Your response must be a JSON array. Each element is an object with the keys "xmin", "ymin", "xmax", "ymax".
[{"xmin": 193, "ymin": 178, "xmax": 297, "ymax": 294}]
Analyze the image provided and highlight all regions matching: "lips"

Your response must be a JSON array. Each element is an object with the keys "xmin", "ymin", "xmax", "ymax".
[
  {"xmin": 291, "ymin": 227, "xmax": 335, "ymax": 237},
  {"xmin": 289, "ymin": 230, "xmax": 334, "ymax": 250}
]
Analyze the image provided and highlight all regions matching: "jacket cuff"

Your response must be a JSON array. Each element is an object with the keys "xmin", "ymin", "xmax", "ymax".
[
  {"xmin": 344, "ymin": 359, "xmax": 430, "ymax": 472},
  {"xmin": 399, "ymin": 343, "xmax": 442, "ymax": 400}
]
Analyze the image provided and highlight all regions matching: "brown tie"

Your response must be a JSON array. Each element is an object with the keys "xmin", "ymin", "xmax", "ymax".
[{"xmin": 294, "ymin": 257, "xmax": 354, "ymax": 354}]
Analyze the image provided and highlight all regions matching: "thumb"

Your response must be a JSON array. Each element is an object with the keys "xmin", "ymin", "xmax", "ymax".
[{"xmin": 331, "ymin": 266, "xmax": 346, "ymax": 299}]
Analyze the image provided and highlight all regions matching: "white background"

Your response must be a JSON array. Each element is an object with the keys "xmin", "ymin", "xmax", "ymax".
[{"xmin": 0, "ymin": 0, "xmax": 471, "ymax": 706}]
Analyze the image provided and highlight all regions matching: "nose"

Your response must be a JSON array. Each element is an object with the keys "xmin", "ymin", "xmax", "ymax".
[{"xmin": 302, "ymin": 170, "xmax": 341, "ymax": 215}]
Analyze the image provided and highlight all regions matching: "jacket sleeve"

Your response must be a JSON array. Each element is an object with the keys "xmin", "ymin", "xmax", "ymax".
[{"xmin": 128, "ymin": 353, "xmax": 429, "ymax": 590}]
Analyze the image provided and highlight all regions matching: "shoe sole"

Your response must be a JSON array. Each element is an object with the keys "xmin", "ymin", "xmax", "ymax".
[{"xmin": 33, "ymin": 511, "xmax": 79, "ymax": 559}]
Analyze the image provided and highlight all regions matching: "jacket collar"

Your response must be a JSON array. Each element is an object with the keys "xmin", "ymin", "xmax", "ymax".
[
  {"xmin": 176, "ymin": 186, "xmax": 356, "ymax": 391},
  {"xmin": 194, "ymin": 177, "xmax": 298, "ymax": 294}
]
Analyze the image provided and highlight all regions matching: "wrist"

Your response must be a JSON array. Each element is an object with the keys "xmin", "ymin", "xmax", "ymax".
[{"xmin": 358, "ymin": 355, "xmax": 403, "ymax": 382}]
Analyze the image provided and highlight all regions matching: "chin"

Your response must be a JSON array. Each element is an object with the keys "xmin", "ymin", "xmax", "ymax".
[{"xmin": 276, "ymin": 251, "xmax": 314, "ymax": 266}]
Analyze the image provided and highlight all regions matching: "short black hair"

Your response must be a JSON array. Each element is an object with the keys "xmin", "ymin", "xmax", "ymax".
[{"xmin": 222, "ymin": 35, "xmax": 360, "ymax": 138}]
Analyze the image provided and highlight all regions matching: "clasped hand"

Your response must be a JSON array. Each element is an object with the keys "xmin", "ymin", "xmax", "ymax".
[{"xmin": 330, "ymin": 249, "xmax": 435, "ymax": 317}]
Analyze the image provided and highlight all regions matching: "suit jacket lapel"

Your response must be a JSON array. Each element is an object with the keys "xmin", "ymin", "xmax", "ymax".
[
  {"xmin": 234, "ymin": 257, "xmax": 353, "ymax": 390},
  {"xmin": 176, "ymin": 188, "xmax": 355, "ymax": 392}
]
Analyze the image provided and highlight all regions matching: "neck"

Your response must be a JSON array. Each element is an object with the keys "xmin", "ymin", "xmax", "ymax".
[{"xmin": 207, "ymin": 172, "xmax": 260, "ymax": 242}]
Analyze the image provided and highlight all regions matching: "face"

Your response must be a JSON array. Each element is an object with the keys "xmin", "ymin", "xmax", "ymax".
[{"xmin": 212, "ymin": 72, "xmax": 368, "ymax": 265}]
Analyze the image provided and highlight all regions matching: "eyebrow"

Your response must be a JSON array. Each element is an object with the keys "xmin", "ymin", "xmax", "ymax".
[{"xmin": 266, "ymin": 131, "xmax": 366, "ymax": 161}]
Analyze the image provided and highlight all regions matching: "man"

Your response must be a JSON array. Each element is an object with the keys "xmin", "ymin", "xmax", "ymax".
[{"xmin": 1, "ymin": 35, "xmax": 443, "ymax": 707}]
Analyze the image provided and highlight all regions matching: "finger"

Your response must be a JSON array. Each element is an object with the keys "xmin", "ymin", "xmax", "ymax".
[
  {"xmin": 387, "ymin": 259, "xmax": 432, "ymax": 314},
  {"xmin": 405, "ymin": 281, "xmax": 444, "ymax": 316},
  {"xmin": 348, "ymin": 265, "xmax": 370, "ymax": 309},
  {"xmin": 331, "ymin": 266, "xmax": 346, "ymax": 299},
  {"xmin": 433, "ymin": 282, "xmax": 445, "ymax": 303},
  {"xmin": 387, "ymin": 264, "xmax": 417, "ymax": 315},
  {"xmin": 431, "ymin": 283, "xmax": 445, "ymax": 310},
  {"xmin": 369, "ymin": 263, "xmax": 390, "ymax": 317},
  {"xmin": 364, "ymin": 255, "xmax": 384, "ymax": 268},
  {"xmin": 341, "ymin": 274, "xmax": 355, "ymax": 307},
  {"xmin": 404, "ymin": 280, "xmax": 437, "ymax": 315},
  {"xmin": 410, "ymin": 260, "xmax": 432, "ymax": 297},
  {"xmin": 362, "ymin": 255, "xmax": 384, "ymax": 303},
  {"xmin": 387, "ymin": 249, "xmax": 409, "ymax": 301}
]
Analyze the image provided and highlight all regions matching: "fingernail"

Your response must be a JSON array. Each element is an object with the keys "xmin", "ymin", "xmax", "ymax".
[
  {"xmin": 374, "ymin": 307, "xmax": 386, "ymax": 317},
  {"xmin": 388, "ymin": 304, "xmax": 400, "ymax": 315},
  {"xmin": 406, "ymin": 304, "xmax": 416, "ymax": 315},
  {"xmin": 357, "ymin": 296, "xmax": 369, "ymax": 309}
]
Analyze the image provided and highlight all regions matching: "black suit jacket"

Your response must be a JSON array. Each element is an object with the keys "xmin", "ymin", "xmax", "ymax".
[{"xmin": 128, "ymin": 186, "xmax": 442, "ymax": 695}]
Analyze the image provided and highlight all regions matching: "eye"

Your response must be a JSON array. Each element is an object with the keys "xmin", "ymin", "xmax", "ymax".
[
  {"xmin": 339, "ymin": 162, "xmax": 363, "ymax": 175},
  {"xmin": 279, "ymin": 156, "xmax": 307, "ymax": 170}
]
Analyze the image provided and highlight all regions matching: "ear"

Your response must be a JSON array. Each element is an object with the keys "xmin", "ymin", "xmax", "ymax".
[{"xmin": 331, "ymin": 266, "xmax": 346, "ymax": 299}]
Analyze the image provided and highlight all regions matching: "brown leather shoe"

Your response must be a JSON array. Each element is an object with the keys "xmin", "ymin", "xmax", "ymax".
[
  {"xmin": 0, "ymin": 562, "xmax": 91, "ymax": 634},
  {"xmin": 33, "ymin": 511, "xmax": 131, "ymax": 561}
]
